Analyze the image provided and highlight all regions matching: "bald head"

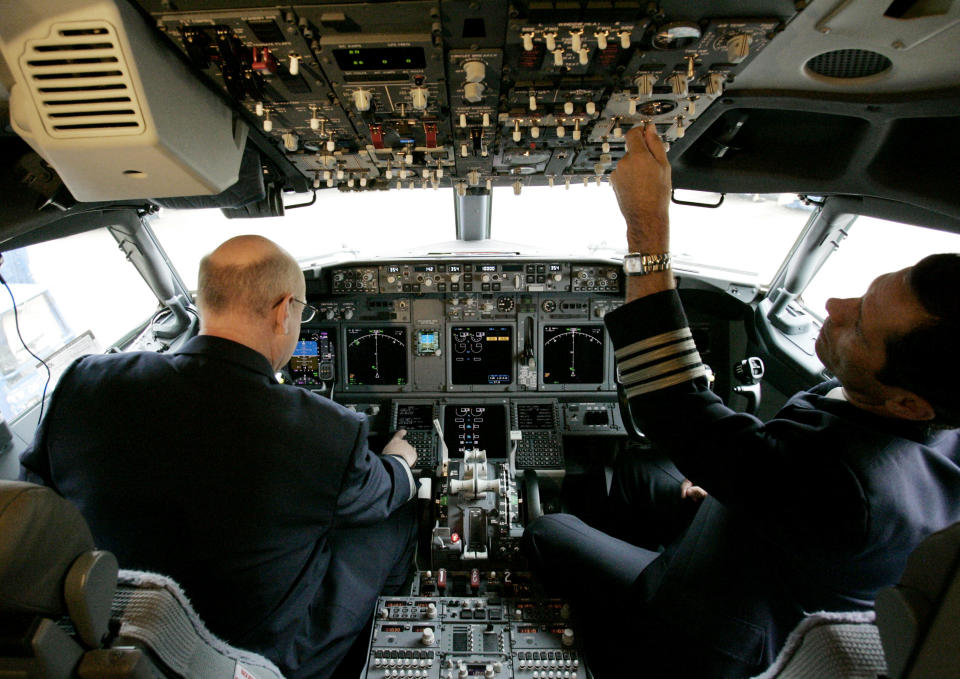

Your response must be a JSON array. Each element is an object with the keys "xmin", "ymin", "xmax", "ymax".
[{"xmin": 198, "ymin": 235, "xmax": 303, "ymax": 320}]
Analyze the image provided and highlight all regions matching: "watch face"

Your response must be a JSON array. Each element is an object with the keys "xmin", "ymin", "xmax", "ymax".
[{"xmin": 623, "ymin": 257, "xmax": 643, "ymax": 273}]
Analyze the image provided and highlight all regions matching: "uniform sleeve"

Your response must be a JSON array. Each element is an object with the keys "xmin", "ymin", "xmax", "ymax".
[
  {"xmin": 605, "ymin": 290, "xmax": 868, "ymax": 552},
  {"xmin": 334, "ymin": 413, "xmax": 415, "ymax": 526},
  {"xmin": 19, "ymin": 357, "xmax": 86, "ymax": 490}
]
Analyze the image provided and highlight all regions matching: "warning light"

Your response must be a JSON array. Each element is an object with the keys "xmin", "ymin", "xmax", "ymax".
[{"xmin": 451, "ymin": 533, "xmax": 460, "ymax": 543}]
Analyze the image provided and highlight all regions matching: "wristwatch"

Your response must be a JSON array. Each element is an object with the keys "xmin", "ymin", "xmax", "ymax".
[{"xmin": 623, "ymin": 252, "xmax": 671, "ymax": 276}]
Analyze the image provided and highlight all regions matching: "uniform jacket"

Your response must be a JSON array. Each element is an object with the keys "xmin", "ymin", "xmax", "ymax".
[
  {"xmin": 21, "ymin": 335, "xmax": 413, "ymax": 674},
  {"xmin": 605, "ymin": 290, "xmax": 960, "ymax": 673}
]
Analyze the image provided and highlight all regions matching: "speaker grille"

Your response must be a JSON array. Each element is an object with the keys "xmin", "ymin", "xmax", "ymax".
[
  {"xmin": 806, "ymin": 49, "xmax": 892, "ymax": 79},
  {"xmin": 21, "ymin": 22, "xmax": 144, "ymax": 138}
]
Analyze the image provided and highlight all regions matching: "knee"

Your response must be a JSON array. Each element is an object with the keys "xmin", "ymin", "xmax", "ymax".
[{"xmin": 522, "ymin": 513, "xmax": 579, "ymax": 564}]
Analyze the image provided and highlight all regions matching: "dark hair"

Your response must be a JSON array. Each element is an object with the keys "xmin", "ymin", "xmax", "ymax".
[{"xmin": 877, "ymin": 253, "xmax": 960, "ymax": 429}]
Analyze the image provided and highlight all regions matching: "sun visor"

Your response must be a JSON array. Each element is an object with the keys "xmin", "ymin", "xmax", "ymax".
[{"xmin": 0, "ymin": 0, "xmax": 247, "ymax": 202}]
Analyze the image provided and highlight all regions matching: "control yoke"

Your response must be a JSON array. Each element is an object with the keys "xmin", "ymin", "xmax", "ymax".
[{"xmin": 733, "ymin": 357, "xmax": 765, "ymax": 415}]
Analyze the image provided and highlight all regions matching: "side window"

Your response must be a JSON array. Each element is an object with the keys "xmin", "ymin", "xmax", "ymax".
[
  {"xmin": 0, "ymin": 228, "xmax": 159, "ymax": 422},
  {"xmin": 800, "ymin": 217, "xmax": 960, "ymax": 319}
]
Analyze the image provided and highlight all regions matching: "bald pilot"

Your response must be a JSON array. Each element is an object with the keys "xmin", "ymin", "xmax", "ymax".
[{"xmin": 22, "ymin": 235, "xmax": 419, "ymax": 678}]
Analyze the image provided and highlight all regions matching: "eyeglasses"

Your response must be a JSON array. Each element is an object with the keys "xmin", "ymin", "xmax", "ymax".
[
  {"xmin": 274, "ymin": 296, "xmax": 320, "ymax": 323},
  {"xmin": 292, "ymin": 298, "xmax": 320, "ymax": 323}
]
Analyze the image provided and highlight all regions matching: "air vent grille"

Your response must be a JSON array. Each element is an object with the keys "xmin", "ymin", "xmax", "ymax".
[
  {"xmin": 805, "ymin": 49, "xmax": 892, "ymax": 79},
  {"xmin": 20, "ymin": 22, "xmax": 144, "ymax": 138}
]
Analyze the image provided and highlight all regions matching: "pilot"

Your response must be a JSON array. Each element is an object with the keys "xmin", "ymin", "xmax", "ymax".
[
  {"xmin": 20, "ymin": 235, "xmax": 419, "ymax": 679},
  {"xmin": 523, "ymin": 125, "xmax": 960, "ymax": 678}
]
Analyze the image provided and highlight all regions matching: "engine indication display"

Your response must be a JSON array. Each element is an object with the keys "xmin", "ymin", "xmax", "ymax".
[
  {"xmin": 443, "ymin": 405, "xmax": 507, "ymax": 459},
  {"xmin": 451, "ymin": 326, "xmax": 513, "ymax": 385},
  {"xmin": 542, "ymin": 326, "xmax": 605, "ymax": 384},
  {"xmin": 346, "ymin": 327, "xmax": 408, "ymax": 386},
  {"xmin": 289, "ymin": 329, "xmax": 335, "ymax": 385}
]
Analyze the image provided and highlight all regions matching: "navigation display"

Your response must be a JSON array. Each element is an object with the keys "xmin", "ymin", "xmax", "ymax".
[
  {"xmin": 517, "ymin": 403, "xmax": 556, "ymax": 429},
  {"xmin": 289, "ymin": 329, "xmax": 335, "ymax": 385},
  {"xmin": 397, "ymin": 404, "xmax": 434, "ymax": 430},
  {"xmin": 542, "ymin": 325, "xmax": 605, "ymax": 384},
  {"xmin": 346, "ymin": 327, "xmax": 408, "ymax": 386},
  {"xmin": 444, "ymin": 405, "xmax": 507, "ymax": 459},
  {"xmin": 451, "ymin": 326, "xmax": 513, "ymax": 385}
]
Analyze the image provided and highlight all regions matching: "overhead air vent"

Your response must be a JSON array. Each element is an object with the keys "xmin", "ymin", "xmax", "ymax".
[
  {"xmin": 20, "ymin": 22, "xmax": 144, "ymax": 138},
  {"xmin": 805, "ymin": 49, "xmax": 893, "ymax": 80}
]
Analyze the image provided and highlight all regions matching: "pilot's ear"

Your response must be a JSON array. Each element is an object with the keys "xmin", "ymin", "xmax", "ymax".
[
  {"xmin": 273, "ymin": 294, "xmax": 293, "ymax": 335},
  {"xmin": 883, "ymin": 389, "xmax": 936, "ymax": 422}
]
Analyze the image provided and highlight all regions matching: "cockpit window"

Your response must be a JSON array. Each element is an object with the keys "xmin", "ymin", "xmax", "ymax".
[
  {"xmin": 153, "ymin": 189, "xmax": 810, "ymax": 291},
  {"xmin": 0, "ymin": 228, "xmax": 158, "ymax": 422},
  {"xmin": 150, "ymin": 189, "xmax": 454, "ymax": 290},
  {"xmin": 800, "ymin": 216, "xmax": 960, "ymax": 319},
  {"xmin": 491, "ymin": 188, "xmax": 810, "ymax": 282}
]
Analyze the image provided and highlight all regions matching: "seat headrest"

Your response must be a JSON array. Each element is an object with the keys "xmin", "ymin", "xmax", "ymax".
[{"xmin": 0, "ymin": 480, "xmax": 95, "ymax": 617}]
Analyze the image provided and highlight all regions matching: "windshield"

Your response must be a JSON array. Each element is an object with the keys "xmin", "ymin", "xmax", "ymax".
[
  {"xmin": 801, "ymin": 216, "xmax": 960, "ymax": 319},
  {"xmin": 151, "ymin": 189, "xmax": 809, "ymax": 289}
]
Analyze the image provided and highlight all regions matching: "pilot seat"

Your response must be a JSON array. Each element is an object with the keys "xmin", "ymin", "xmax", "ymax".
[{"xmin": 0, "ymin": 480, "xmax": 285, "ymax": 679}]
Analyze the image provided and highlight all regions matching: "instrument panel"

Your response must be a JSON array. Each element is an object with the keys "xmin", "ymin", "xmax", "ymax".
[
  {"xmin": 290, "ymin": 259, "xmax": 623, "ymax": 394},
  {"xmin": 130, "ymin": 0, "xmax": 798, "ymax": 194}
]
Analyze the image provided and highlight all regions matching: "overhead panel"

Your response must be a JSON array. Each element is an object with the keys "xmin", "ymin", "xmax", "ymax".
[{"xmin": 127, "ymin": 0, "xmax": 801, "ymax": 194}]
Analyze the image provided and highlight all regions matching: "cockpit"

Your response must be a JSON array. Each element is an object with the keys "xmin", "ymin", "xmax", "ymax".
[{"xmin": 1, "ymin": 0, "xmax": 960, "ymax": 677}]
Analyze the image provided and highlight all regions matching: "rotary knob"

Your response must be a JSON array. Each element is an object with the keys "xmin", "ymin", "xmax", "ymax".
[
  {"xmin": 727, "ymin": 33, "xmax": 751, "ymax": 63},
  {"xmin": 669, "ymin": 73, "xmax": 689, "ymax": 97},
  {"xmin": 411, "ymin": 86, "xmax": 428, "ymax": 110},
  {"xmin": 421, "ymin": 628, "xmax": 435, "ymax": 646},
  {"xmin": 635, "ymin": 73, "xmax": 656, "ymax": 98},
  {"xmin": 463, "ymin": 81, "xmax": 485, "ymax": 103},
  {"xmin": 706, "ymin": 72, "xmax": 726, "ymax": 97},
  {"xmin": 464, "ymin": 60, "xmax": 486, "ymax": 83},
  {"xmin": 352, "ymin": 89, "xmax": 372, "ymax": 112}
]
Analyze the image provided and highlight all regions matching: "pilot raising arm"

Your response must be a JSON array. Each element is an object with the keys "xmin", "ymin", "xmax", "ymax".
[
  {"xmin": 604, "ymin": 125, "xmax": 960, "ymax": 549},
  {"xmin": 522, "ymin": 125, "xmax": 960, "ymax": 678}
]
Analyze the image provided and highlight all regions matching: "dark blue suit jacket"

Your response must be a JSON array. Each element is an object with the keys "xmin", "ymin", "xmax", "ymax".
[
  {"xmin": 605, "ymin": 291, "xmax": 960, "ymax": 676},
  {"xmin": 21, "ymin": 336, "xmax": 413, "ymax": 674}
]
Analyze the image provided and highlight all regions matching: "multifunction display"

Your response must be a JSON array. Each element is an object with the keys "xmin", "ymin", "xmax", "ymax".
[
  {"xmin": 443, "ymin": 405, "xmax": 507, "ymax": 459},
  {"xmin": 517, "ymin": 403, "xmax": 556, "ymax": 429},
  {"xmin": 289, "ymin": 329, "xmax": 335, "ymax": 385},
  {"xmin": 542, "ymin": 326, "xmax": 605, "ymax": 384},
  {"xmin": 451, "ymin": 326, "xmax": 513, "ymax": 385},
  {"xmin": 396, "ymin": 404, "xmax": 434, "ymax": 430},
  {"xmin": 346, "ymin": 327, "xmax": 408, "ymax": 385}
]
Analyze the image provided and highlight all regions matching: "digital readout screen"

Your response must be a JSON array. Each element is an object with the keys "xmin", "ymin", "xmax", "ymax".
[
  {"xmin": 450, "ymin": 326, "xmax": 513, "ymax": 385},
  {"xmin": 542, "ymin": 325, "xmax": 605, "ymax": 384},
  {"xmin": 289, "ymin": 329, "xmax": 334, "ymax": 385},
  {"xmin": 346, "ymin": 327, "xmax": 408, "ymax": 385},
  {"xmin": 443, "ymin": 405, "xmax": 507, "ymax": 459},
  {"xmin": 517, "ymin": 403, "xmax": 556, "ymax": 429},
  {"xmin": 396, "ymin": 404, "xmax": 434, "ymax": 430},
  {"xmin": 333, "ymin": 47, "xmax": 426, "ymax": 71}
]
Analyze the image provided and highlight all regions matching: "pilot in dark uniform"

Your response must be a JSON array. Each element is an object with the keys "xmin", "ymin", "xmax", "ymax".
[
  {"xmin": 523, "ymin": 125, "xmax": 960, "ymax": 677},
  {"xmin": 21, "ymin": 235, "xmax": 419, "ymax": 679}
]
